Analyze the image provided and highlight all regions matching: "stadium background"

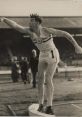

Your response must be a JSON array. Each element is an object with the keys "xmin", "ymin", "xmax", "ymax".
[{"xmin": 0, "ymin": 17, "xmax": 82, "ymax": 66}]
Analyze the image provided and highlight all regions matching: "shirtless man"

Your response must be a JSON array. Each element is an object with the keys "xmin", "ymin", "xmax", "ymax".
[{"xmin": 1, "ymin": 14, "xmax": 82, "ymax": 115}]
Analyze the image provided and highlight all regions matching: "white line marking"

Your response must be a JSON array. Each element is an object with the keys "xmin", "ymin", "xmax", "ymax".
[
  {"xmin": 71, "ymin": 104, "xmax": 82, "ymax": 110},
  {"xmin": 53, "ymin": 101, "xmax": 82, "ymax": 106}
]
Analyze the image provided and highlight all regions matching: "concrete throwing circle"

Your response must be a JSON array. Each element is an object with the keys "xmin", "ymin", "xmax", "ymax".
[{"xmin": 28, "ymin": 103, "xmax": 55, "ymax": 117}]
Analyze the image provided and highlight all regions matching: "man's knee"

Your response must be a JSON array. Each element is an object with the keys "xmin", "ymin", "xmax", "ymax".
[
  {"xmin": 38, "ymin": 71, "xmax": 44, "ymax": 78},
  {"xmin": 46, "ymin": 81, "xmax": 54, "ymax": 92},
  {"xmin": 46, "ymin": 77, "xmax": 53, "ymax": 87},
  {"xmin": 38, "ymin": 73, "xmax": 45, "ymax": 85}
]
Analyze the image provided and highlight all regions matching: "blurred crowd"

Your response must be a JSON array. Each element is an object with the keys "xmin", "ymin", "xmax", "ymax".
[{"xmin": 10, "ymin": 49, "xmax": 38, "ymax": 88}]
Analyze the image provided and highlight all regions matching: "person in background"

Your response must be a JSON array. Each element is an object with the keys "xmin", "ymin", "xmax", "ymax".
[
  {"xmin": 11, "ymin": 56, "xmax": 19, "ymax": 83},
  {"xmin": 29, "ymin": 49, "xmax": 38, "ymax": 88},
  {"xmin": 20, "ymin": 57, "xmax": 29, "ymax": 84}
]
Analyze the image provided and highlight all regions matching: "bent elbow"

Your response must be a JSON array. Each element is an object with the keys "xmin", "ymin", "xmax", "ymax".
[{"xmin": 63, "ymin": 31, "xmax": 73, "ymax": 39}]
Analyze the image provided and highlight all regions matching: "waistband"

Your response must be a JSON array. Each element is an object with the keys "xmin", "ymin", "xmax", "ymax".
[
  {"xmin": 33, "ymin": 37, "xmax": 52, "ymax": 44},
  {"xmin": 40, "ymin": 48, "xmax": 57, "ymax": 53}
]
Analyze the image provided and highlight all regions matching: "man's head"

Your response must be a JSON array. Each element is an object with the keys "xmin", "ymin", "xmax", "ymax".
[
  {"xmin": 30, "ymin": 14, "xmax": 42, "ymax": 24},
  {"xmin": 29, "ymin": 14, "xmax": 42, "ymax": 31},
  {"xmin": 11, "ymin": 56, "xmax": 17, "ymax": 62},
  {"xmin": 32, "ymin": 49, "xmax": 37, "ymax": 58},
  {"xmin": 21, "ymin": 56, "xmax": 27, "ymax": 61}
]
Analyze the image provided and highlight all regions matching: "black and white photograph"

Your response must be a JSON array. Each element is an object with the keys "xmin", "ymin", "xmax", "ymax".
[{"xmin": 0, "ymin": 0, "xmax": 82, "ymax": 116}]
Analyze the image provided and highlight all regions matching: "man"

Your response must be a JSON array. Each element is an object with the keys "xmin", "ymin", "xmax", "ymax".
[
  {"xmin": 29, "ymin": 49, "xmax": 38, "ymax": 88},
  {"xmin": 1, "ymin": 15, "xmax": 82, "ymax": 115},
  {"xmin": 11, "ymin": 56, "xmax": 19, "ymax": 83},
  {"xmin": 20, "ymin": 57, "xmax": 29, "ymax": 84}
]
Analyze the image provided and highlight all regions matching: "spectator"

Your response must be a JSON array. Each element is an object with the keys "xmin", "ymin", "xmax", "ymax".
[
  {"xmin": 11, "ymin": 56, "xmax": 19, "ymax": 83},
  {"xmin": 29, "ymin": 49, "xmax": 38, "ymax": 88},
  {"xmin": 20, "ymin": 57, "xmax": 29, "ymax": 84}
]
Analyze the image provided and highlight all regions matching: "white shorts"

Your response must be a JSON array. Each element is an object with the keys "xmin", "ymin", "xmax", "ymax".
[{"xmin": 39, "ymin": 48, "xmax": 60, "ymax": 64}]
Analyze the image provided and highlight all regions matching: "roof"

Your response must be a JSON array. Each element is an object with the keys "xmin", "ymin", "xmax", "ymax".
[{"xmin": 0, "ymin": 17, "xmax": 82, "ymax": 28}]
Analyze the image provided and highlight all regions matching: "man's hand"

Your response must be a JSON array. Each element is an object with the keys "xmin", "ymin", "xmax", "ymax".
[{"xmin": 75, "ymin": 45, "xmax": 82, "ymax": 54}]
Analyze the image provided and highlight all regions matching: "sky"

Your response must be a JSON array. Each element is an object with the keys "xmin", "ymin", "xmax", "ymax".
[{"xmin": 0, "ymin": 0, "xmax": 82, "ymax": 16}]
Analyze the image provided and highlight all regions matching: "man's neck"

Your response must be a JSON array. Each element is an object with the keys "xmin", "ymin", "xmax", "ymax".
[{"xmin": 34, "ymin": 25, "xmax": 42, "ymax": 36}]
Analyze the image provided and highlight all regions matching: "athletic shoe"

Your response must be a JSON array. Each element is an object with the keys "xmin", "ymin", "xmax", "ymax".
[
  {"xmin": 45, "ymin": 106, "xmax": 54, "ymax": 115},
  {"xmin": 32, "ymin": 85, "xmax": 36, "ymax": 88},
  {"xmin": 24, "ymin": 81, "xmax": 27, "ymax": 84},
  {"xmin": 38, "ymin": 104, "xmax": 44, "ymax": 112}
]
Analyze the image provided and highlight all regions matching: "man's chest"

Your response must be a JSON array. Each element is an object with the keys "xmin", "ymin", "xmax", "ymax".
[{"xmin": 31, "ymin": 31, "xmax": 51, "ymax": 44}]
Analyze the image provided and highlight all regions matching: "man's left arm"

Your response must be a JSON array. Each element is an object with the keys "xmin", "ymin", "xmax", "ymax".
[{"xmin": 48, "ymin": 28, "xmax": 82, "ymax": 54}]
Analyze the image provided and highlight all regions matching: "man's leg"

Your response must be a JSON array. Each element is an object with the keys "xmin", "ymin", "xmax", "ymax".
[
  {"xmin": 45, "ymin": 62, "xmax": 58, "ymax": 114},
  {"xmin": 32, "ymin": 71, "xmax": 37, "ymax": 88},
  {"xmin": 38, "ymin": 61, "xmax": 48, "ymax": 110},
  {"xmin": 46, "ymin": 62, "xmax": 57, "ymax": 106}
]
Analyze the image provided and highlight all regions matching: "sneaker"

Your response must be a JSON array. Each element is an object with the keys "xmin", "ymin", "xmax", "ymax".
[
  {"xmin": 38, "ymin": 104, "xmax": 44, "ymax": 112},
  {"xmin": 32, "ymin": 85, "xmax": 36, "ymax": 88},
  {"xmin": 45, "ymin": 106, "xmax": 54, "ymax": 115},
  {"xmin": 24, "ymin": 81, "xmax": 27, "ymax": 84}
]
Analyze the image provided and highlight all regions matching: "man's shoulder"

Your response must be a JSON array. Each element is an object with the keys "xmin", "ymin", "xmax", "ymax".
[
  {"xmin": 43, "ymin": 27, "xmax": 57, "ymax": 35},
  {"xmin": 24, "ymin": 27, "xmax": 33, "ymax": 35},
  {"xmin": 43, "ymin": 27, "xmax": 56, "ymax": 31}
]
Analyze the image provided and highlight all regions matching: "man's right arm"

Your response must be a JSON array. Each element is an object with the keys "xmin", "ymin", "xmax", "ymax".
[{"xmin": 0, "ymin": 17, "xmax": 31, "ymax": 35}]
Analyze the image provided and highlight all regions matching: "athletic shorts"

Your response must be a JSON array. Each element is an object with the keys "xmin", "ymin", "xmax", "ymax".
[{"xmin": 39, "ymin": 48, "xmax": 60, "ymax": 64}]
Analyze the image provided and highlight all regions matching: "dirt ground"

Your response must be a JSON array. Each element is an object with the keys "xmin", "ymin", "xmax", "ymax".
[{"xmin": 0, "ymin": 75, "xmax": 82, "ymax": 116}]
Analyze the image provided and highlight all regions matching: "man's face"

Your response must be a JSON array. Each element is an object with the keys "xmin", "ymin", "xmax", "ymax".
[
  {"xmin": 29, "ymin": 18, "xmax": 38, "ymax": 30},
  {"xmin": 32, "ymin": 51, "xmax": 37, "ymax": 58}
]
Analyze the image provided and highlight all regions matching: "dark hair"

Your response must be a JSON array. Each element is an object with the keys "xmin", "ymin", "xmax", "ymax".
[{"xmin": 30, "ymin": 14, "xmax": 42, "ymax": 24}]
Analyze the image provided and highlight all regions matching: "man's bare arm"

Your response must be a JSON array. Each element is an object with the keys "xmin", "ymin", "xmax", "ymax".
[
  {"xmin": 55, "ymin": 29, "xmax": 79, "ymax": 48},
  {"xmin": 0, "ymin": 17, "xmax": 31, "ymax": 35},
  {"xmin": 46, "ymin": 28, "xmax": 82, "ymax": 54},
  {"xmin": 47, "ymin": 28, "xmax": 78, "ymax": 47}
]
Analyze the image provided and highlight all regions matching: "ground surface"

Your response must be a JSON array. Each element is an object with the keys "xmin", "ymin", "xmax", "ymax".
[{"xmin": 0, "ymin": 74, "xmax": 82, "ymax": 116}]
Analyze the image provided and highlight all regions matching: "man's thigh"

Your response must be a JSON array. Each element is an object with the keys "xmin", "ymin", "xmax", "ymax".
[
  {"xmin": 46, "ymin": 61, "xmax": 58, "ymax": 79},
  {"xmin": 38, "ymin": 61, "xmax": 48, "ymax": 76}
]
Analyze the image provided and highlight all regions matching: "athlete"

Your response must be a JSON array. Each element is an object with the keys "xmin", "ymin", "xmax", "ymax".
[{"xmin": 1, "ymin": 14, "xmax": 82, "ymax": 115}]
